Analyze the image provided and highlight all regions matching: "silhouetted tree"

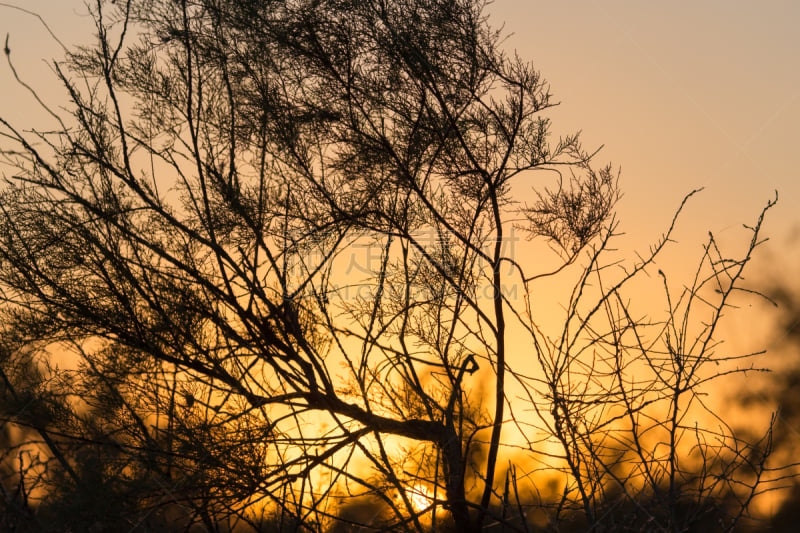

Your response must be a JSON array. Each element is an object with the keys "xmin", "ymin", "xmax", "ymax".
[{"xmin": 0, "ymin": 0, "xmax": 783, "ymax": 531}]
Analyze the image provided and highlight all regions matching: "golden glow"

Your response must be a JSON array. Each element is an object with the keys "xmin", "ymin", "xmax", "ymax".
[
  {"xmin": 407, "ymin": 484, "xmax": 432, "ymax": 513},
  {"xmin": 2, "ymin": 1, "xmax": 799, "ymax": 529}
]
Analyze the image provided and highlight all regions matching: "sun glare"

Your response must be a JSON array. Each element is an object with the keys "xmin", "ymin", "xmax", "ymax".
[{"xmin": 408, "ymin": 484, "xmax": 433, "ymax": 513}]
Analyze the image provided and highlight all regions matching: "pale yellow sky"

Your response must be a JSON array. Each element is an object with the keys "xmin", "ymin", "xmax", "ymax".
[
  {"xmin": 491, "ymin": 1, "xmax": 799, "ymax": 256},
  {"xmin": 2, "ymin": 1, "xmax": 797, "ymax": 258}
]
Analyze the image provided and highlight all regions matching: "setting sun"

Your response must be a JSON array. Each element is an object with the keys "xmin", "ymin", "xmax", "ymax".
[{"xmin": 408, "ymin": 484, "xmax": 433, "ymax": 514}]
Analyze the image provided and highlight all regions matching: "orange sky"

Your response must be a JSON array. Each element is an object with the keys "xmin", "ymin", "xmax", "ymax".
[
  {"xmin": 490, "ymin": 1, "xmax": 798, "ymax": 254},
  {"xmin": 2, "ymin": 0, "xmax": 796, "ymax": 402},
  {"xmin": 2, "ymin": 0, "xmax": 797, "ymax": 519},
  {"xmin": 3, "ymin": 1, "xmax": 797, "ymax": 248},
  {"xmin": 3, "ymin": 1, "xmax": 796, "ymax": 348}
]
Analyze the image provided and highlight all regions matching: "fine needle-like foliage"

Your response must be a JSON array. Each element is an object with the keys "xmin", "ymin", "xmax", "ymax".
[{"xmin": 0, "ymin": 1, "xmax": 783, "ymax": 531}]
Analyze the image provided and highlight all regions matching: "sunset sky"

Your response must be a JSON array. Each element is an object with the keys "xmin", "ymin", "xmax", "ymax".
[
  {"xmin": 1, "ymin": 0, "xmax": 798, "ymax": 523},
  {"xmin": 3, "ymin": 1, "xmax": 797, "ymax": 262},
  {"xmin": 2, "ymin": 0, "xmax": 797, "ymax": 359},
  {"xmin": 3, "ymin": 1, "xmax": 797, "ymax": 240},
  {"xmin": 493, "ymin": 1, "xmax": 798, "ymax": 246}
]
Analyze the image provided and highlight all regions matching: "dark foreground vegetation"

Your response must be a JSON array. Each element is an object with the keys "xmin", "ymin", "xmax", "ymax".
[{"xmin": 0, "ymin": 0, "xmax": 793, "ymax": 531}]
